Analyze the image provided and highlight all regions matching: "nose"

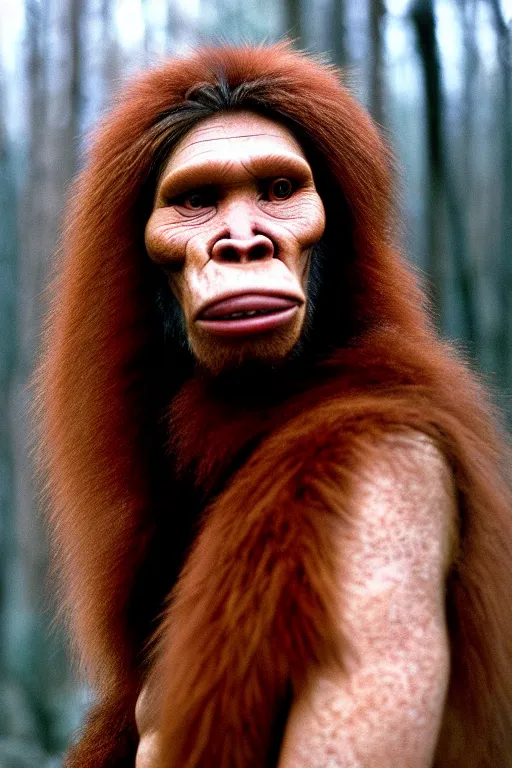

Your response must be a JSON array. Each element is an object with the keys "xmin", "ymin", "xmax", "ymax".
[{"xmin": 211, "ymin": 234, "xmax": 275, "ymax": 264}]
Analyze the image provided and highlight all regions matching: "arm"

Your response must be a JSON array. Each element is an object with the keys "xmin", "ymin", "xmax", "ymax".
[{"xmin": 278, "ymin": 434, "xmax": 456, "ymax": 768}]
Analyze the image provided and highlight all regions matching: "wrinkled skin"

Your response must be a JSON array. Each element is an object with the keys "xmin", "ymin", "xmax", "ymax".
[{"xmin": 145, "ymin": 111, "xmax": 326, "ymax": 372}]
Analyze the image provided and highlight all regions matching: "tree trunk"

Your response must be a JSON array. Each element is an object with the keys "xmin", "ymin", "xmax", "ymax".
[
  {"xmin": 284, "ymin": 0, "xmax": 302, "ymax": 45},
  {"xmin": 488, "ymin": 0, "xmax": 512, "ymax": 396},
  {"xmin": 411, "ymin": 0, "xmax": 477, "ymax": 352},
  {"xmin": 369, "ymin": 0, "xmax": 385, "ymax": 125},
  {"xmin": 0, "ymin": 72, "xmax": 17, "ymax": 680},
  {"xmin": 330, "ymin": 0, "xmax": 346, "ymax": 66},
  {"xmin": 11, "ymin": 0, "xmax": 84, "ymax": 752}
]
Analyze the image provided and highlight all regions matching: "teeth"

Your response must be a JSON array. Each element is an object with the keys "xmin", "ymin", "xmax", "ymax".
[{"xmin": 218, "ymin": 308, "xmax": 276, "ymax": 320}]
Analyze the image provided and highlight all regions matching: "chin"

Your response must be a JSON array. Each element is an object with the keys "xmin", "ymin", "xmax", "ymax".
[{"xmin": 189, "ymin": 323, "xmax": 304, "ymax": 376}]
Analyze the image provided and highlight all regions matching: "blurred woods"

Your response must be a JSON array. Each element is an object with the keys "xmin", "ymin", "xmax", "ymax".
[{"xmin": 0, "ymin": 0, "xmax": 510, "ymax": 763}]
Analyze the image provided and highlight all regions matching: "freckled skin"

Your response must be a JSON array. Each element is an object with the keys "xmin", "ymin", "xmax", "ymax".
[
  {"xmin": 144, "ymin": 112, "xmax": 326, "ymax": 372},
  {"xmin": 278, "ymin": 436, "xmax": 455, "ymax": 767}
]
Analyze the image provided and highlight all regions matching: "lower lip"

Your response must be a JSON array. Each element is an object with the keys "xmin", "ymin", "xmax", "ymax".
[{"xmin": 197, "ymin": 306, "xmax": 299, "ymax": 337}]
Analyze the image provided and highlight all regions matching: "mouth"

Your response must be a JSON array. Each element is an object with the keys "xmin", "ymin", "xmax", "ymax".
[{"xmin": 196, "ymin": 293, "xmax": 302, "ymax": 337}]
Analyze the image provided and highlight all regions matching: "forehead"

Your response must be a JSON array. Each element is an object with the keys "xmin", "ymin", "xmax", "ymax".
[{"xmin": 159, "ymin": 110, "xmax": 307, "ymax": 180}]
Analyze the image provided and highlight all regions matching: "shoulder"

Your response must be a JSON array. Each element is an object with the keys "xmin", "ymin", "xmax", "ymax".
[
  {"xmin": 278, "ymin": 432, "xmax": 455, "ymax": 767},
  {"xmin": 317, "ymin": 430, "xmax": 458, "ymax": 575},
  {"xmin": 326, "ymin": 431, "xmax": 458, "ymax": 668},
  {"xmin": 341, "ymin": 431, "xmax": 458, "ymax": 587},
  {"xmin": 355, "ymin": 431, "xmax": 457, "ymax": 526}
]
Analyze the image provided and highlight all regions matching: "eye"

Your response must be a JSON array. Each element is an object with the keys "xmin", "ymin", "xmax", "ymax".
[
  {"xmin": 173, "ymin": 187, "xmax": 216, "ymax": 210},
  {"xmin": 267, "ymin": 177, "xmax": 294, "ymax": 201}
]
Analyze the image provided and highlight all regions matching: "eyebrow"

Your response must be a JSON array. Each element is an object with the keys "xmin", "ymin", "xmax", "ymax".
[{"xmin": 158, "ymin": 152, "xmax": 313, "ymax": 200}]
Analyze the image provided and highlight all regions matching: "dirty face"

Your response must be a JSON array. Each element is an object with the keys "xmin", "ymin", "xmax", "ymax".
[{"xmin": 145, "ymin": 110, "xmax": 326, "ymax": 372}]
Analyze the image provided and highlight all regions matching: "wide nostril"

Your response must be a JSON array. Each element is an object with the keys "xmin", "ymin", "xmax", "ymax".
[
  {"xmin": 250, "ymin": 242, "xmax": 273, "ymax": 261},
  {"xmin": 221, "ymin": 246, "xmax": 242, "ymax": 263},
  {"xmin": 211, "ymin": 235, "xmax": 275, "ymax": 264}
]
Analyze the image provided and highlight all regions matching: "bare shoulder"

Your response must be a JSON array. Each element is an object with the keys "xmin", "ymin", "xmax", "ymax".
[
  {"xmin": 337, "ymin": 430, "xmax": 457, "ymax": 659},
  {"xmin": 350, "ymin": 431, "xmax": 458, "ymax": 579},
  {"xmin": 278, "ymin": 432, "xmax": 457, "ymax": 766}
]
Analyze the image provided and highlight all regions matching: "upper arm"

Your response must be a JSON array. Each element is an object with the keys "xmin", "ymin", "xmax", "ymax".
[{"xmin": 279, "ymin": 433, "xmax": 457, "ymax": 767}]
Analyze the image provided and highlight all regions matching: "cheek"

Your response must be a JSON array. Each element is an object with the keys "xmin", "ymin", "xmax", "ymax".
[
  {"xmin": 164, "ymin": 265, "xmax": 216, "ymax": 330},
  {"xmin": 145, "ymin": 223, "xmax": 184, "ymax": 268},
  {"xmin": 167, "ymin": 273, "xmax": 184, "ymax": 309},
  {"xmin": 277, "ymin": 195, "xmax": 325, "ymax": 290},
  {"xmin": 145, "ymin": 210, "xmax": 209, "ymax": 268},
  {"xmin": 172, "ymin": 268, "xmax": 214, "ymax": 322},
  {"xmin": 263, "ymin": 190, "xmax": 326, "ymax": 248},
  {"xmin": 145, "ymin": 212, "xmax": 213, "ymax": 319},
  {"xmin": 295, "ymin": 194, "xmax": 326, "ymax": 249},
  {"xmin": 299, "ymin": 249, "xmax": 313, "ymax": 293}
]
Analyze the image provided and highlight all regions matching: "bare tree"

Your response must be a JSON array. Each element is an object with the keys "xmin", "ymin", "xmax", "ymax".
[
  {"xmin": 411, "ymin": 0, "xmax": 477, "ymax": 352},
  {"xmin": 457, "ymin": 0, "xmax": 478, "ymax": 198},
  {"xmin": 142, "ymin": 0, "xmax": 154, "ymax": 60},
  {"xmin": 10, "ymin": 0, "xmax": 85, "ymax": 753},
  {"xmin": 330, "ymin": 0, "xmax": 346, "ymax": 65},
  {"xmin": 0, "ymin": 74, "xmax": 17, "ymax": 683},
  {"xmin": 369, "ymin": 0, "xmax": 385, "ymax": 125},
  {"xmin": 100, "ymin": 0, "xmax": 121, "ymax": 99},
  {"xmin": 488, "ymin": 0, "xmax": 512, "ymax": 392},
  {"xmin": 284, "ymin": 0, "xmax": 302, "ymax": 45}
]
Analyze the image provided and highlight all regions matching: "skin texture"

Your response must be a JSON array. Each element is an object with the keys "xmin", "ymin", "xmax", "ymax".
[
  {"xmin": 145, "ymin": 111, "xmax": 325, "ymax": 372},
  {"xmin": 36, "ymin": 44, "xmax": 512, "ymax": 768},
  {"xmin": 278, "ymin": 436, "xmax": 455, "ymax": 767}
]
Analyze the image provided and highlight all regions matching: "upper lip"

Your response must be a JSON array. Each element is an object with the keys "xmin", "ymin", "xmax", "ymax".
[{"xmin": 196, "ymin": 291, "xmax": 303, "ymax": 321}]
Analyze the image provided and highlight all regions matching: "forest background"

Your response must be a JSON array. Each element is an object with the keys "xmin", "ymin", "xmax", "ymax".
[{"xmin": 0, "ymin": 0, "xmax": 511, "ymax": 764}]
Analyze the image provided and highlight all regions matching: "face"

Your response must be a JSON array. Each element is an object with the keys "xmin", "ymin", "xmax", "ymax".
[{"xmin": 145, "ymin": 111, "xmax": 326, "ymax": 372}]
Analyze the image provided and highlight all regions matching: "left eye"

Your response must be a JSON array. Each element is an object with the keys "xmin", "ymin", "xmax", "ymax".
[{"xmin": 267, "ymin": 178, "xmax": 294, "ymax": 201}]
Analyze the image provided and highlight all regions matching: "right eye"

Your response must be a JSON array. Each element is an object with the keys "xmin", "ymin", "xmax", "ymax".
[{"xmin": 174, "ymin": 187, "xmax": 216, "ymax": 210}]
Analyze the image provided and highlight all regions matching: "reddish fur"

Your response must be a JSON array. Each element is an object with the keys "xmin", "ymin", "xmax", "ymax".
[{"xmin": 36, "ymin": 43, "xmax": 512, "ymax": 766}]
